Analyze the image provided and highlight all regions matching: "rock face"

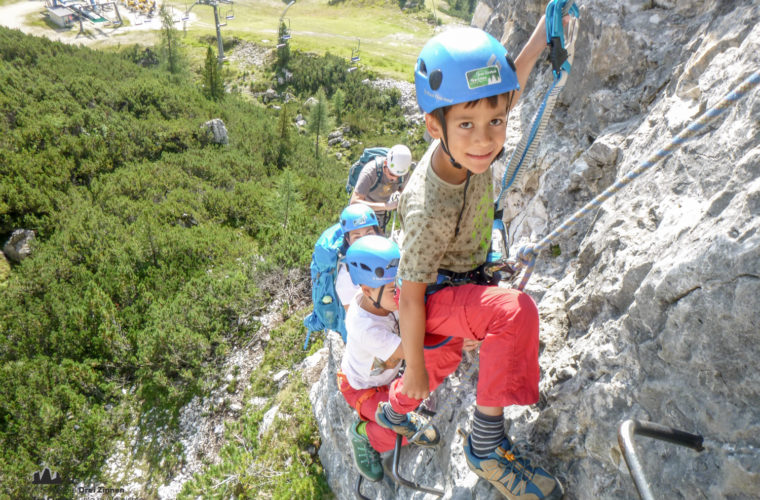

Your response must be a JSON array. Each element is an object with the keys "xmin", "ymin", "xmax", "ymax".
[{"xmin": 311, "ymin": 1, "xmax": 760, "ymax": 499}]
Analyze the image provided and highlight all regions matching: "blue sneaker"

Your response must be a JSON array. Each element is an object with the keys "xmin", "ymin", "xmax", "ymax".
[
  {"xmin": 463, "ymin": 433, "xmax": 563, "ymax": 500},
  {"xmin": 374, "ymin": 401, "xmax": 440, "ymax": 447}
]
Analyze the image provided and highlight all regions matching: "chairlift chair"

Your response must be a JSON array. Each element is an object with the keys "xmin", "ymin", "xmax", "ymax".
[
  {"xmin": 348, "ymin": 39, "xmax": 360, "ymax": 71},
  {"xmin": 225, "ymin": 7, "xmax": 233, "ymax": 20},
  {"xmin": 349, "ymin": 38, "xmax": 361, "ymax": 66}
]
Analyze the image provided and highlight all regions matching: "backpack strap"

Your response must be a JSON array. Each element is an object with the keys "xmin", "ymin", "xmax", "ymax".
[{"xmin": 368, "ymin": 157, "xmax": 385, "ymax": 193}]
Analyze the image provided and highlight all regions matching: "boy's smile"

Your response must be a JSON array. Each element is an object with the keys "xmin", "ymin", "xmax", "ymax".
[{"xmin": 427, "ymin": 94, "xmax": 509, "ymax": 183}]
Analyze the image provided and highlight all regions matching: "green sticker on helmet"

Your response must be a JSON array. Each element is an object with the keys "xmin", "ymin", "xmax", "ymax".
[{"xmin": 465, "ymin": 66, "xmax": 501, "ymax": 89}]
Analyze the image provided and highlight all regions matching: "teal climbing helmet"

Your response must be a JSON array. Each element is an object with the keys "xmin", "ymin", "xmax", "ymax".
[
  {"xmin": 340, "ymin": 204, "xmax": 379, "ymax": 233},
  {"xmin": 414, "ymin": 27, "xmax": 520, "ymax": 114},
  {"xmin": 345, "ymin": 235, "xmax": 400, "ymax": 288}
]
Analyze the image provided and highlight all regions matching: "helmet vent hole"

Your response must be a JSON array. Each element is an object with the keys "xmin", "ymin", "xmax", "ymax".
[
  {"xmin": 429, "ymin": 69, "xmax": 443, "ymax": 91},
  {"xmin": 419, "ymin": 60, "xmax": 428, "ymax": 76},
  {"xmin": 374, "ymin": 267, "xmax": 385, "ymax": 278}
]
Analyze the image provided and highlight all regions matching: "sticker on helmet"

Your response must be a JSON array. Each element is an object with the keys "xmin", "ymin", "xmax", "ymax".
[
  {"xmin": 466, "ymin": 66, "xmax": 501, "ymax": 89},
  {"xmin": 353, "ymin": 214, "xmax": 368, "ymax": 226}
]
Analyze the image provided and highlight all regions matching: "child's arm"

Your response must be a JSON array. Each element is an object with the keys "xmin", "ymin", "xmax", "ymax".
[
  {"xmin": 398, "ymin": 280, "xmax": 430, "ymax": 400},
  {"xmin": 511, "ymin": 15, "xmax": 549, "ymax": 107},
  {"xmin": 383, "ymin": 343, "xmax": 404, "ymax": 371}
]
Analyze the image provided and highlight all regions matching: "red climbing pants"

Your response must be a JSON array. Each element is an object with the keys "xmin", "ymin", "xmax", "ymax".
[
  {"xmin": 389, "ymin": 285, "xmax": 540, "ymax": 412},
  {"xmin": 337, "ymin": 372, "xmax": 409, "ymax": 453}
]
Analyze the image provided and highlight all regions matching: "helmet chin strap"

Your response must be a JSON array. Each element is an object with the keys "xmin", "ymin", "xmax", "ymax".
[
  {"xmin": 435, "ymin": 109, "xmax": 463, "ymax": 169},
  {"xmin": 371, "ymin": 285, "xmax": 386, "ymax": 310}
]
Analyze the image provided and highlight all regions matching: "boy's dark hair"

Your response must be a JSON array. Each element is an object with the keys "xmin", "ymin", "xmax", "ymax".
[{"xmin": 440, "ymin": 91, "xmax": 516, "ymax": 115}]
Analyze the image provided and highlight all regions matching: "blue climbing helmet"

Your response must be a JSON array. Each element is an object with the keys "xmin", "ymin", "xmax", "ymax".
[
  {"xmin": 340, "ymin": 204, "xmax": 379, "ymax": 233},
  {"xmin": 415, "ymin": 27, "xmax": 520, "ymax": 114},
  {"xmin": 345, "ymin": 235, "xmax": 400, "ymax": 288}
]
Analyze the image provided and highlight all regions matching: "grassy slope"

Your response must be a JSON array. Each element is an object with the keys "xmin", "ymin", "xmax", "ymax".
[
  {"xmin": 172, "ymin": 0, "xmax": 457, "ymax": 80},
  {"xmin": 5, "ymin": 0, "xmax": 463, "ymax": 81}
]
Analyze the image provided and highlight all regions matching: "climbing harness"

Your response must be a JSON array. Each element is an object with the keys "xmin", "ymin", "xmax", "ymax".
[{"xmin": 513, "ymin": 70, "xmax": 760, "ymax": 291}]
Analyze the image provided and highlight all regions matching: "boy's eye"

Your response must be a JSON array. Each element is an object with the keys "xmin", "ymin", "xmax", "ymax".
[
  {"xmin": 490, "ymin": 118, "xmax": 504, "ymax": 126},
  {"xmin": 458, "ymin": 122, "xmax": 473, "ymax": 129}
]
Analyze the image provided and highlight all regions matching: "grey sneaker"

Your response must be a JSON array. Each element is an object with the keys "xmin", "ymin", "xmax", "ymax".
[
  {"xmin": 374, "ymin": 401, "xmax": 440, "ymax": 447},
  {"xmin": 349, "ymin": 420, "xmax": 383, "ymax": 482},
  {"xmin": 463, "ymin": 432, "xmax": 563, "ymax": 500}
]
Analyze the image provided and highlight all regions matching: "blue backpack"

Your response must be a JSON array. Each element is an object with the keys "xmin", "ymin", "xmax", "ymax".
[
  {"xmin": 345, "ymin": 147, "xmax": 390, "ymax": 195},
  {"xmin": 303, "ymin": 223, "xmax": 348, "ymax": 349}
]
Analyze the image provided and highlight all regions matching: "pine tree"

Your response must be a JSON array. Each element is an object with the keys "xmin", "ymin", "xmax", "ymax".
[
  {"xmin": 159, "ymin": 4, "xmax": 184, "ymax": 74},
  {"xmin": 306, "ymin": 88, "xmax": 332, "ymax": 160},
  {"xmin": 202, "ymin": 46, "xmax": 224, "ymax": 101},
  {"xmin": 276, "ymin": 104, "xmax": 291, "ymax": 169},
  {"xmin": 276, "ymin": 21, "xmax": 290, "ymax": 70},
  {"xmin": 332, "ymin": 89, "xmax": 345, "ymax": 125}
]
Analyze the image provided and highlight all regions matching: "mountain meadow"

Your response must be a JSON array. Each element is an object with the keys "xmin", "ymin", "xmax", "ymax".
[{"xmin": 0, "ymin": 16, "xmax": 427, "ymax": 497}]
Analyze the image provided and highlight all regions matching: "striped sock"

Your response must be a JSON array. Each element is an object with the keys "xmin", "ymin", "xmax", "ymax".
[
  {"xmin": 383, "ymin": 404, "xmax": 406, "ymax": 425},
  {"xmin": 471, "ymin": 409, "xmax": 505, "ymax": 458}
]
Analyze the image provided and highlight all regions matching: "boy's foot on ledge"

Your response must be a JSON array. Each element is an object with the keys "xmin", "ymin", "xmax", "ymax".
[
  {"xmin": 375, "ymin": 401, "xmax": 440, "ymax": 447},
  {"xmin": 463, "ymin": 432, "xmax": 563, "ymax": 500},
  {"xmin": 349, "ymin": 420, "xmax": 383, "ymax": 482}
]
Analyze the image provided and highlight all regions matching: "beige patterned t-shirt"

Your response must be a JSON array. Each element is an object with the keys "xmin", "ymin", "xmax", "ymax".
[{"xmin": 398, "ymin": 140, "xmax": 494, "ymax": 284}]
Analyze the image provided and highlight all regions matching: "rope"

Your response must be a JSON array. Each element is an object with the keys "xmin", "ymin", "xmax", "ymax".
[
  {"xmin": 495, "ymin": 1, "xmax": 579, "ymax": 212},
  {"xmin": 515, "ymin": 70, "xmax": 760, "ymax": 291}
]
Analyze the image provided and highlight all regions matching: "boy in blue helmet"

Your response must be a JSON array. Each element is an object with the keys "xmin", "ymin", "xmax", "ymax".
[
  {"xmin": 337, "ymin": 235, "xmax": 443, "ymax": 482},
  {"xmin": 377, "ymin": 22, "xmax": 567, "ymax": 500},
  {"xmin": 335, "ymin": 204, "xmax": 382, "ymax": 311}
]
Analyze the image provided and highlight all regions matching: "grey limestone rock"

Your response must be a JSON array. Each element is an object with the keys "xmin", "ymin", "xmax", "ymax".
[{"xmin": 310, "ymin": 1, "xmax": 760, "ymax": 499}]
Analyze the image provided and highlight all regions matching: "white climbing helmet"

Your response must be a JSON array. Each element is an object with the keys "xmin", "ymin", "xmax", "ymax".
[{"xmin": 386, "ymin": 145, "xmax": 412, "ymax": 176}]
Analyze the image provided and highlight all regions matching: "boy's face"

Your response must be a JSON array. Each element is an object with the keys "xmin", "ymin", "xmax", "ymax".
[
  {"xmin": 346, "ymin": 225, "xmax": 377, "ymax": 246},
  {"xmin": 362, "ymin": 281, "xmax": 398, "ymax": 312},
  {"xmin": 427, "ymin": 94, "xmax": 509, "ymax": 175}
]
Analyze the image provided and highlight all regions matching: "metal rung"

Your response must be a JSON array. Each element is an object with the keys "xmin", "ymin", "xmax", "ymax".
[
  {"xmin": 282, "ymin": 34, "xmax": 291, "ymax": 40},
  {"xmin": 351, "ymin": 56, "xmax": 360, "ymax": 62},
  {"xmin": 618, "ymin": 419, "xmax": 704, "ymax": 500},
  {"xmin": 391, "ymin": 434, "xmax": 444, "ymax": 497},
  {"xmin": 354, "ymin": 475, "xmax": 372, "ymax": 500}
]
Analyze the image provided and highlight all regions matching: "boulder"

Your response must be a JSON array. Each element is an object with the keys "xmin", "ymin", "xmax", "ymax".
[
  {"xmin": 200, "ymin": 119, "xmax": 229, "ymax": 145},
  {"xmin": 3, "ymin": 229, "xmax": 35, "ymax": 263}
]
